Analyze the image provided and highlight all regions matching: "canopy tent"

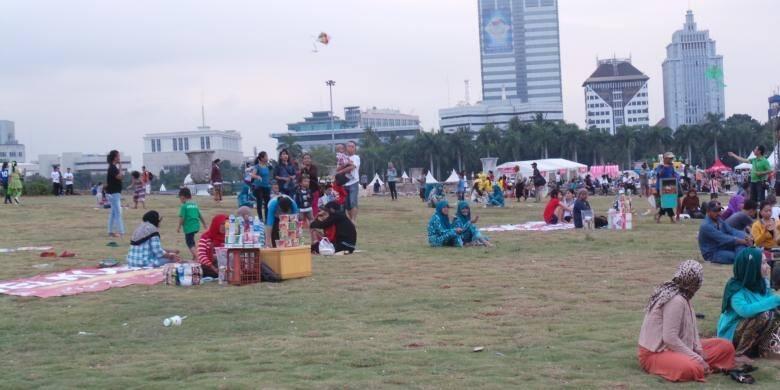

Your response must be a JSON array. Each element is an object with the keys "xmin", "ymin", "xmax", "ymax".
[
  {"xmin": 735, "ymin": 163, "xmax": 752, "ymax": 170},
  {"xmin": 497, "ymin": 158, "xmax": 588, "ymax": 178},
  {"xmin": 621, "ymin": 170, "xmax": 639, "ymax": 179},
  {"xmin": 401, "ymin": 171, "xmax": 409, "ymax": 181},
  {"xmin": 444, "ymin": 169, "xmax": 460, "ymax": 183},
  {"xmin": 425, "ymin": 171, "xmax": 439, "ymax": 184},
  {"xmin": 706, "ymin": 158, "xmax": 732, "ymax": 173},
  {"xmin": 368, "ymin": 173, "xmax": 384, "ymax": 187},
  {"xmin": 159, "ymin": 184, "xmax": 167, "ymax": 192},
  {"xmin": 589, "ymin": 165, "xmax": 620, "ymax": 178}
]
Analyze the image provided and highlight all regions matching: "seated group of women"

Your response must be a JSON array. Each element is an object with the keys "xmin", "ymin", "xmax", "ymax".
[
  {"xmin": 427, "ymin": 200, "xmax": 492, "ymax": 247},
  {"xmin": 639, "ymin": 251, "xmax": 780, "ymax": 383}
]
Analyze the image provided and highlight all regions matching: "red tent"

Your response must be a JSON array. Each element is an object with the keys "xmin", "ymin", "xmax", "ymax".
[{"xmin": 706, "ymin": 158, "xmax": 732, "ymax": 173}]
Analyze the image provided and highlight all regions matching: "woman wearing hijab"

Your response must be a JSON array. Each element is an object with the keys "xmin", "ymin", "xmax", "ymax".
[
  {"xmin": 638, "ymin": 260, "xmax": 735, "ymax": 382},
  {"xmin": 717, "ymin": 247, "xmax": 780, "ymax": 359},
  {"xmin": 451, "ymin": 201, "xmax": 492, "ymax": 247},
  {"xmin": 126, "ymin": 211, "xmax": 181, "ymax": 267},
  {"xmin": 488, "ymin": 183, "xmax": 505, "ymax": 207},
  {"xmin": 7, "ymin": 161, "xmax": 23, "ymax": 205},
  {"xmin": 721, "ymin": 194, "xmax": 745, "ymax": 220},
  {"xmin": 427, "ymin": 201, "xmax": 463, "ymax": 247},
  {"xmin": 310, "ymin": 201, "xmax": 357, "ymax": 254},
  {"xmin": 196, "ymin": 214, "xmax": 228, "ymax": 277}
]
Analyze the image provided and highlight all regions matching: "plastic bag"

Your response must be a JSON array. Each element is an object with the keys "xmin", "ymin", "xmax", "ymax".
[{"xmin": 319, "ymin": 238, "xmax": 335, "ymax": 256}]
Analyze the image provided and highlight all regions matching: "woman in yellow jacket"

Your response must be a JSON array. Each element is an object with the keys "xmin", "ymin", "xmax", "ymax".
[{"xmin": 750, "ymin": 201, "xmax": 780, "ymax": 249}]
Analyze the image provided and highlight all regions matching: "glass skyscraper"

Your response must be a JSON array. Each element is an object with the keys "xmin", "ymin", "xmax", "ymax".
[{"xmin": 478, "ymin": 0, "xmax": 562, "ymax": 104}]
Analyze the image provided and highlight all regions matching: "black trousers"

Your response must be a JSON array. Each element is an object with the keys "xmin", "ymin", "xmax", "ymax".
[
  {"xmin": 66, "ymin": 184, "xmax": 74, "ymax": 195},
  {"xmin": 388, "ymin": 181, "xmax": 398, "ymax": 200},
  {"xmin": 2, "ymin": 184, "xmax": 10, "ymax": 203},
  {"xmin": 52, "ymin": 183, "xmax": 61, "ymax": 196},
  {"xmin": 253, "ymin": 187, "xmax": 271, "ymax": 222},
  {"xmin": 750, "ymin": 181, "xmax": 766, "ymax": 203}
]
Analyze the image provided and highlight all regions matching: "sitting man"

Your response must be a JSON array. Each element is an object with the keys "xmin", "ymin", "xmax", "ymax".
[
  {"xmin": 725, "ymin": 199, "xmax": 757, "ymax": 233},
  {"xmin": 698, "ymin": 200, "xmax": 753, "ymax": 264},
  {"xmin": 572, "ymin": 189, "xmax": 592, "ymax": 229}
]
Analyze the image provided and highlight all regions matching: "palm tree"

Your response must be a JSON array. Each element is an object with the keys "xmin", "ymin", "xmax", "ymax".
[
  {"xmin": 276, "ymin": 134, "xmax": 303, "ymax": 161},
  {"xmin": 447, "ymin": 128, "xmax": 473, "ymax": 172},
  {"xmin": 476, "ymin": 124, "xmax": 501, "ymax": 158},
  {"xmin": 703, "ymin": 113, "xmax": 725, "ymax": 163}
]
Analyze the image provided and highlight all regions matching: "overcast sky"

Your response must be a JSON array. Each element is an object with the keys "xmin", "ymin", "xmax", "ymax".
[{"xmin": 1, "ymin": 0, "xmax": 777, "ymax": 168}]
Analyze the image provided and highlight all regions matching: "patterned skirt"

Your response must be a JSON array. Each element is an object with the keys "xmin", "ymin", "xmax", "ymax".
[
  {"xmin": 133, "ymin": 185, "xmax": 145, "ymax": 201},
  {"xmin": 733, "ymin": 309, "xmax": 780, "ymax": 358}
]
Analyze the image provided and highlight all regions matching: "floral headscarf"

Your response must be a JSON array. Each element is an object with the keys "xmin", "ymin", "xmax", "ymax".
[{"xmin": 645, "ymin": 260, "xmax": 703, "ymax": 313}]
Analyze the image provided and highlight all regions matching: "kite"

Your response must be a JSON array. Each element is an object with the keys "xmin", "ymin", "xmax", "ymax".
[
  {"xmin": 705, "ymin": 65, "xmax": 726, "ymax": 88},
  {"xmin": 312, "ymin": 32, "xmax": 331, "ymax": 53}
]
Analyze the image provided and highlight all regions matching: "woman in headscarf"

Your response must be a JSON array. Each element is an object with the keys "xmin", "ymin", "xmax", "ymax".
[
  {"xmin": 721, "ymin": 194, "xmax": 745, "ymax": 220},
  {"xmin": 126, "ymin": 211, "xmax": 181, "ymax": 267},
  {"xmin": 7, "ymin": 161, "xmax": 23, "ymax": 205},
  {"xmin": 488, "ymin": 183, "xmax": 505, "ymax": 207},
  {"xmin": 197, "ymin": 214, "xmax": 228, "ymax": 277},
  {"xmin": 451, "ymin": 201, "xmax": 492, "ymax": 247},
  {"xmin": 717, "ymin": 247, "xmax": 780, "ymax": 359},
  {"xmin": 310, "ymin": 201, "xmax": 356, "ymax": 254},
  {"xmin": 638, "ymin": 260, "xmax": 735, "ymax": 382},
  {"xmin": 427, "ymin": 201, "xmax": 463, "ymax": 247}
]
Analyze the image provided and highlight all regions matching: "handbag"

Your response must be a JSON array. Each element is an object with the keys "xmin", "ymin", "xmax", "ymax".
[{"xmin": 318, "ymin": 238, "xmax": 336, "ymax": 256}]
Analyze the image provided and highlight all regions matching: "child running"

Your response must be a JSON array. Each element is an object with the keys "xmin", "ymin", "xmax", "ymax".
[
  {"xmin": 131, "ymin": 171, "xmax": 146, "ymax": 209},
  {"xmin": 176, "ymin": 187, "xmax": 207, "ymax": 260}
]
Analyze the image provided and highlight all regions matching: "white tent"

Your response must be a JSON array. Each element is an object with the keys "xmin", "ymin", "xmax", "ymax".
[
  {"xmin": 401, "ymin": 171, "xmax": 409, "ymax": 180},
  {"xmin": 496, "ymin": 158, "xmax": 587, "ymax": 178},
  {"xmin": 444, "ymin": 169, "xmax": 460, "ymax": 183},
  {"xmin": 368, "ymin": 173, "xmax": 384, "ymax": 187},
  {"xmin": 425, "ymin": 171, "xmax": 439, "ymax": 183},
  {"xmin": 159, "ymin": 184, "xmax": 167, "ymax": 192}
]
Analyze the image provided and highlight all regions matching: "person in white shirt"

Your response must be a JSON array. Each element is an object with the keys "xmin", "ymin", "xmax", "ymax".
[
  {"xmin": 64, "ymin": 168, "xmax": 75, "ymax": 195},
  {"xmin": 51, "ymin": 166, "xmax": 62, "ymax": 196},
  {"xmin": 339, "ymin": 141, "xmax": 361, "ymax": 222}
]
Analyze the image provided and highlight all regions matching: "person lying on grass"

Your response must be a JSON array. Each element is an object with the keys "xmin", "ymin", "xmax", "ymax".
[
  {"xmin": 543, "ymin": 189, "xmax": 571, "ymax": 225},
  {"xmin": 197, "ymin": 214, "xmax": 228, "ymax": 277},
  {"xmin": 310, "ymin": 201, "xmax": 356, "ymax": 254},
  {"xmin": 638, "ymin": 259, "xmax": 736, "ymax": 383},
  {"xmin": 717, "ymin": 247, "xmax": 780, "ymax": 361},
  {"xmin": 127, "ymin": 211, "xmax": 181, "ymax": 267},
  {"xmin": 451, "ymin": 201, "xmax": 492, "ymax": 247},
  {"xmin": 428, "ymin": 200, "xmax": 463, "ymax": 247}
]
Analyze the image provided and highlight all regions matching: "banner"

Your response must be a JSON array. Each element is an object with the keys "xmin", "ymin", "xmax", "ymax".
[{"xmin": 482, "ymin": 7, "xmax": 513, "ymax": 54}]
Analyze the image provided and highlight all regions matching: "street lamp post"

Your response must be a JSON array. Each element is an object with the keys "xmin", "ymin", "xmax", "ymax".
[{"xmin": 326, "ymin": 80, "xmax": 336, "ymax": 152}]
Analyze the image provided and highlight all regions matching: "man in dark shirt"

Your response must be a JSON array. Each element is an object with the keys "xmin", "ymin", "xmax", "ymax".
[
  {"xmin": 573, "ymin": 189, "xmax": 592, "ymax": 229},
  {"xmin": 724, "ymin": 199, "xmax": 758, "ymax": 233}
]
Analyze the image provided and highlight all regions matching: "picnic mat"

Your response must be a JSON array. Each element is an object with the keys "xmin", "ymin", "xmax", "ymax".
[
  {"xmin": 480, "ymin": 221, "xmax": 574, "ymax": 233},
  {"xmin": 0, "ymin": 246, "xmax": 54, "ymax": 254},
  {"xmin": 0, "ymin": 266, "xmax": 164, "ymax": 298}
]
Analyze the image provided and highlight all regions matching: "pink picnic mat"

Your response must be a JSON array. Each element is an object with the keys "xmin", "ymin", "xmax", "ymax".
[
  {"xmin": 0, "ymin": 266, "xmax": 164, "ymax": 298},
  {"xmin": 480, "ymin": 221, "xmax": 574, "ymax": 233}
]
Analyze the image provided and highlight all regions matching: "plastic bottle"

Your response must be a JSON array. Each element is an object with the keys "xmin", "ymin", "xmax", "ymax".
[{"xmin": 252, "ymin": 217, "xmax": 262, "ymax": 247}]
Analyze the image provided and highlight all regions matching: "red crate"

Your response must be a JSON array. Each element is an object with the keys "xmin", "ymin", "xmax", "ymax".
[{"xmin": 226, "ymin": 248, "xmax": 261, "ymax": 286}]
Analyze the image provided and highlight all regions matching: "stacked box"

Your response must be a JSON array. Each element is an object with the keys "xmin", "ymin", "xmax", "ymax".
[{"xmin": 277, "ymin": 214, "xmax": 304, "ymax": 248}]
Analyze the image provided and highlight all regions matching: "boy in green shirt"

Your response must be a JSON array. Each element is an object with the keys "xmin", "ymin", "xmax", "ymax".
[{"xmin": 177, "ymin": 187, "xmax": 207, "ymax": 259}]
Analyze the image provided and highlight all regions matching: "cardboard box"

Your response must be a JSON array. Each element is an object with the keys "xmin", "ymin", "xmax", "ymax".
[{"xmin": 261, "ymin": 246, "xmax": 312, "ymax": 280}]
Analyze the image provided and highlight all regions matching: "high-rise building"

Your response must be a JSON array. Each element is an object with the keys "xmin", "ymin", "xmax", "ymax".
[
  {"xmin": 583, "ymin": 58, "xmax": 650, "ymax": 134},
  {"xmin": 0, "ymin": 120, "xmax": 27, "ymax": 163},
  {"xmin": 769, "ymin": 94, "xmax": 780, "ymax": 121},
  {"xmin": 662, "ymin": 10, "xmax": 725, "ymax": 131},
  {"xmin": 143, "ymin": 125, "xmax": 243, "ymax": 176},
  {"xmin": 439, "ymin": 0, "xmax": 563, "ymax": 132}
]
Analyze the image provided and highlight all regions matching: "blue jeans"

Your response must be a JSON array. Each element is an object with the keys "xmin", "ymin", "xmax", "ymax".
[
  {"xmin": 709, "ymin": 245, "xmax": 747, "ymax": 265},
  {"xmin": 107, "ymin": 193, "xmax": 125, "ymax": 235}
]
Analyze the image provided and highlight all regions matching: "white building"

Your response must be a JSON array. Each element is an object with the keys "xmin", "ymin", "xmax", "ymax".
[
  {"xmin": 272, "ymin": 106, "xmax": 420, "ymax": 149},
  {"xmin": 0, "ymin": 120, "xmax": 27, "ymax": 163},
  {"xmin": 438, "ymin": 0, "xmax": 563, "ymax": 132},
  {"xmin": 37, "ymin": 152, "xmax": 133, "ymax": 174},
  {"xmin": 143, "ymin": 126, "xmax": 243, "ymax": 175},
  {"xmin": 662, "ymin": 10, "xmax": 725, "ymax": 131},
  {"xmin": 583, "ymin": 58, "xmax": 650, "ymax": 134}
]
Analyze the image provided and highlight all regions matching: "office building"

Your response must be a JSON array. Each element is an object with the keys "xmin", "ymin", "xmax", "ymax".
[
  {"xmin": 37, "ymin": 152, "xmax": 133, "ymax": 174},
  {"xmin": 272, "ymin": 106, "xmax": 421, "ymax": 149},
  {"xmin": 0, "ymin": 120, "xmax": 27, "ymax": 163},
  {"xmin": 583, "ymin": 58, "xmax": 650, "ymax": 134},
  {"xmin": 143, "ymin": 126, "xmax": 243, "ymax": 175},
  {"xmin": 439, "ymin": 0, "xmax": 563, "ymax": 132},
  {"xmin": 662, "ymin": 10, "xmax": 725, "ymax": 131}
]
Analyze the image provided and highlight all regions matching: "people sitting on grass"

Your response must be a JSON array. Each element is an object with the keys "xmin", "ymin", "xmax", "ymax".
[
  {"xmin": 543, "ymin": 189, "xmax": 571, "ymax": 225},
  {"xmin": 572, "ymin": 189, "xmax": 592, "ymax": 229},
  {"xmin": 310, "ymin": 201, "xmax": 357, "ymax": 254},
  {"xmin": 427, "ymin": 201, "xmax": 463, "ymax": 247},
  {"xmin": 698, "ymin": 200, "xmax": 753, "ymax": 264},
  {"xmin": 751, "ymin": 201, "xmax": 780, "ymax": 249},
  {"xmin": 562, "ymin": 189, "xmax": 576, "ymax": 223},
  {"xmin": 638, "ymin": 260, "xmax": 736, "ymax": 382},
  {"xmin": 428, "ymin": 184, "xmax": 446, "ymax": 208},
  {"xmin": 127, "ymin": 211, "xmax": 181, "ymax": 267},
  {"xmin": 488, "ymin": 183, "xmax": 505, "ymax": 207},
  {"xmin": 265, "ymin": 194, "xmax": 298, "ymax": 248},
  {"xmin": 721, "ymin": 194, "xmax": 745, "ymax": 220},
  {"xmin": 680, "ymin": 189, "xmax": 703, "ymax": 219},
  {"xmin": 196, "ymin": 214, "xmax": 228, "ymax": 277},
  {"xmin": 237, "ymin": 183, "xmax": 256, "ymax": 209},
  {"xmin": 717, "ymin": 248, "xmax": 780, "ymax": 360},
  {"xmin": 725, "ymin": 199, "xmax": 758, "ymax": 233},
  {"xmin": 451, "ymin": 201, "xmax": 492, "ymax": 247}
]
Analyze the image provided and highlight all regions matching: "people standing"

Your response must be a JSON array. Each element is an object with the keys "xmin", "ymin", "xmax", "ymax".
[
  {"xmin": 654, "ymin": 152, "xmax": 681, "ymax": 223},
  {"xmin": 456, "ymin": 170, "xmax": 467, "ymax": 201},
  {"xmin": 417, "ymin": 168, "xmax": 428, "ymax": 202},
  {"xmin": 51, "ymin": 165, "xmax": 62, "ymax": 196},
  {"xmin": 386, "ymin": 162, "xmax": 398, "ymax": 201},
  {"xmin": 274, "ymin": 149, "xmax": 297, "ymax": 197},
  {"xmin": 211, "ymin": 159, "xmax": 223, "ymax": 203},
  {"xmin": 105, "ymin": 150, "xmax": 125, "ymax": 237},
  {"xmin": 251, "ymin": 151, "xmax": 272, "ymax": 222},
  {"xmin": 342, "ymin": 141, "xmax": 361, "ymax": 222},
  {"xmin": 1, "ymin": 162, "xmax": 9, "ymax": 204},
  {"xmin": 531, "ymin": 162, "xmax": 546, "ymax": 203},
  {"xmin": 130, "ymin": 171, "xmax": 146, "ymax": 209},
  {"xmin": 639, "ymin": 163, "xmax": 650, "ymax": 198},
  {"xmin": 63, "ymin": 168, "xmax": 74, "ymax": 195},
  {"xmin": 141, "ymin": 166, "xmax": 152, "ymax": 195},
  {"xmin": 730, "ymin": 146, "xmax": 771, "ymax": 203},
  {"xmin": 7, "ymin": 161, "xmax": 22, "ymax": 204},
  {"xmin": 299, "ymin": 153, "xmax": 320, "ymax": 213},
  {"xmin": 513, "ymin": 166, "xmax": 526, "ymax": 202}
]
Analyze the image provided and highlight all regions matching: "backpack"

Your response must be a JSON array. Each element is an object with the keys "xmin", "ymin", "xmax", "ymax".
[
  {"xmin": 533, "ymin": 174, "xmax": 546, "ymax": 187},
  {"xmin": 594, "ymin": 216, "xmax": 609, "ymax": 229},
  {"xmin": 261, "ymin": 262, "xmax": 282, "ymax": 283}
]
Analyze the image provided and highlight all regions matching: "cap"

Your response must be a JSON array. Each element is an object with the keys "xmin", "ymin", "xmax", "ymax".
[
  {"xmin": 663, "ymin": 152, "xmax": 675, "ymax": 159},
  {"xmin": 706, "ymin": 200, "xmax": 723, "ymax": 212}
]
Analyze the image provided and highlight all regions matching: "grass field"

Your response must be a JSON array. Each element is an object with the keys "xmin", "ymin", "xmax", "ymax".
[{"xmin": 1, "ymin": 193, "xmax": 779, "ymax": 389}]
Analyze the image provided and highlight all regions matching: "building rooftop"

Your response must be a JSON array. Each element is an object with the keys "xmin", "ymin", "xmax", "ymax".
[{"xmin": 583, "ymin": 59, "xmax": 648, "ymax": 85}]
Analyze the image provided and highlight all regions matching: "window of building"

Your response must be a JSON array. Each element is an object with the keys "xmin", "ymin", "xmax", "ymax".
[
  {"xmin": 156, "ymin": 139, "xmax": 161, "ymax": 152},
  {"xmin": 18, "ymin": 152, "xmax": 23, "ymax": 157},
  {"xmin": 184, "ymin": 138, "xmax": 189, "ymax": 151},
  {"xmin": 178, "ymin": 138, "xmax": 183, "ymax": 151},
  {"xmin": 9, "ymin": 152, "xmax": 16, "ymax": 157},
  {"xmin": 173, "ymin": 139, "xmax": 178, "ymax": 151},
  {"xmin": 0, "ymin": 152, "xmax": 5, "ymax": 157}
]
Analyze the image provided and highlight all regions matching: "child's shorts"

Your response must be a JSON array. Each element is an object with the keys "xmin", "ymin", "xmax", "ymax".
[{"xmin": 185, "ymin": 232, "xmax": 196, "ymax": 248}]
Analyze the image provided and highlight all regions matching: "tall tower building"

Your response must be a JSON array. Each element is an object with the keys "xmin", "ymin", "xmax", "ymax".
[
  {"xmin": 583, "ymin": 58, "xmax": 650, "ymax": 135},
  {"xmin": 478, "ymin": 0, "xmax": 562, "ymax": 104},
  {"xmin": 662, "ymin": 10, "xmax": 725, "ymax": 131}
]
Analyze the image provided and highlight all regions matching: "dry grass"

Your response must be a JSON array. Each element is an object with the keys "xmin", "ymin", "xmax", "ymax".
[{"xmin": 0, "ymin": 193, "xmax": 779, "ymax": 389}]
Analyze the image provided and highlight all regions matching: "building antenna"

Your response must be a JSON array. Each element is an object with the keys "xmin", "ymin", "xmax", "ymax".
[
  {"xmin": 446, "ymin": 75, "xmax": 451, "ymax": 106},
  {"xmin": 200, "ymin": 90, "xmax": 206, "ymax": 128},
  {"xmin": 464, "ymin": 79, "xmax": 470, "ymax": 105}
]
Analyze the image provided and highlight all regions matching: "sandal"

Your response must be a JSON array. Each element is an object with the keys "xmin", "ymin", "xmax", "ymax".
[
  {"xmin": 40, "ymin": 251, "xmax": 57, "ymax": 258},
  {"xmin": 60, "ymin": 251, "xmax": 76, "ymax": 258},
  {"xmin": 727, "ymin": 370, "xmax": 755, "ymax": 384}
]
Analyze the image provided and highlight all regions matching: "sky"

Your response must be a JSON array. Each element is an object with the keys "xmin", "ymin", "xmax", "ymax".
[{"xmin": 1, "ymin": 0, "xmax": 777, "ymax": 169}]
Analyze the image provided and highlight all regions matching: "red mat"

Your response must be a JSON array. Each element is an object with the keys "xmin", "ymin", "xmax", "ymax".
[{"xmin": 0, "ymin": 266, "xmax": 164, "ymax": 298}]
